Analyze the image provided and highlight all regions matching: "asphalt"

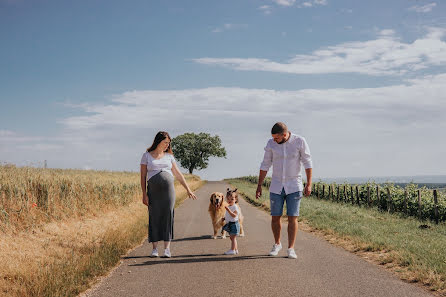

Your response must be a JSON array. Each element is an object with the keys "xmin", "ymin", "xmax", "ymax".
[{"xmin": 82, "ymin": 181, "xmax": 434, "ymax": 297}]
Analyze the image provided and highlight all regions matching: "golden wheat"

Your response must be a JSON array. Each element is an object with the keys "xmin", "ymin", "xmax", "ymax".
[{"xmin": 0, "ymin": 165, "xmax": 204, "ymax": 297}]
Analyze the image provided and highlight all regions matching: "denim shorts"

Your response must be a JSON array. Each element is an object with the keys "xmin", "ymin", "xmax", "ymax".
[
  {"xmin": 223, "ymin": 221, "xmax": 240, "ymax": 236},
  {"xmin": 270, "ymin": 188, "xmax": 302, "ymax": 216}
]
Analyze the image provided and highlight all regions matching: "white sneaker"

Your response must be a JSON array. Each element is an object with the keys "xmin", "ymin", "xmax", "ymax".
[
  {"xmin": 224, "ymin": 249, "xmax": 237, "ymax": 255},
  {"xmin": 269, "ymin": 243, "xmax": 282, "ymax": 256},
  {"xmin": 287, "ymin": 248, "xmax": 297, "ymax": 259},
  {"xmin": 150, "ymin": 248, "xmax": 159, "ymax": 258},
  {"xmin": 163, "ymin": 248, "xmax": 171, "ymax": 258}
]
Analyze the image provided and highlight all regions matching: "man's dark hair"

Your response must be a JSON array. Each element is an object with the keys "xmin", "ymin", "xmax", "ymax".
[{"xmin": 271, "ymin": 122, "xmax": 288, "ymax": 135}]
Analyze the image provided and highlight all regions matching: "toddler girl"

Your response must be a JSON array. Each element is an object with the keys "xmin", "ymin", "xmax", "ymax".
[{"xmin": 223, "ymin": 189, "xmax": 240, "ymax": 255}]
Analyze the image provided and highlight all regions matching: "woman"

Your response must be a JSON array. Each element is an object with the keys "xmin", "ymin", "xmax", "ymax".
[{"xmin": 140, "ymin": 131, "xmax": 197, "ymax": 258}]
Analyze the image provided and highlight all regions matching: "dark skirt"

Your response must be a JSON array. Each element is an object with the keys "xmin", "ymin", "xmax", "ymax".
[{"xmin": 147, "ymin": 171, "xmax": 175, "ymax": 242}]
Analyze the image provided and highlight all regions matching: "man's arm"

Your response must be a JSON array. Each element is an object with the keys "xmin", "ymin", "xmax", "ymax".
[
  {"xmin": 304, "ymin": 168, "xmax": 312, "ymax": 196},
  {"xmin": 300, "ymin": 137, "xmax": 313, "ymax": 197},
  {"xmin": 257, "ymin": 141, "xmax": 272, "ymax": 199},
  {"xmin": 256, "ymin": 170, "xmax": 268, "ymax": 199}
]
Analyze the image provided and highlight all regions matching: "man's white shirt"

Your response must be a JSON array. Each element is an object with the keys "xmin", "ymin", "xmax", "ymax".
[{"xmin": 260, "ymin": 133, "xmax": 312, "ymax": 195}]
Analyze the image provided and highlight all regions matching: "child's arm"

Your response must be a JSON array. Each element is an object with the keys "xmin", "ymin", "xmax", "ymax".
[{"xmin": 225, "ymin": 206, "xmax": 238, "ymax": 218}]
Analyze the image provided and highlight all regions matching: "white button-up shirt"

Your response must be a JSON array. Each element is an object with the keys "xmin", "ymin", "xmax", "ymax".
[{"xmin": 260, "ymin": 133, "xmax": 313, "ymax": 195}]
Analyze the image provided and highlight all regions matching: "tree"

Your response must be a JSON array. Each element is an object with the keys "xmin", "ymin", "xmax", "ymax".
[{"xmin": 171, "ymin": 132, "xmax": 226, "ymax": 174}]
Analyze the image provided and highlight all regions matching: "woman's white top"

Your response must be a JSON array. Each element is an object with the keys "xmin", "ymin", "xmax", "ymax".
[
  {"xmin": 225, "ymin": 204, "xmax": 239, "ymax": 222},
  {"xmin": 140, "ymin": 152, "xmax": 176, "ymax": 181}
]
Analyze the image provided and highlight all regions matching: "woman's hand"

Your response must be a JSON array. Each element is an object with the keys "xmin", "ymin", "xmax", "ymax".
[
  {"xmin": 187, "ymin": 190, "xmax": 197, "ymax": 200},
  {"xmin": 142, "ymin": 194, "xmax": 149, "ymax": 206}
]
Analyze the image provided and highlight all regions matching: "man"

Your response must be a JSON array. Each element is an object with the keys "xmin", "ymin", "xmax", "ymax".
[{"xmin": 256, "ymin": 122, "xmax": 313, "ymax": 259}]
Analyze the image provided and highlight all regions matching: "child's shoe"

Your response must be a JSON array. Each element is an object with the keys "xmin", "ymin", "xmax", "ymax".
[{"xmin": 224, "ymin": 249, "xmax": 237, "ymax": 255}]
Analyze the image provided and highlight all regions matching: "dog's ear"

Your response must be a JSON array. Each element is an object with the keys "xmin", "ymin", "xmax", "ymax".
[{"xmin": 210, "ymin": 193, "xmax": 215, "ymax": 202}]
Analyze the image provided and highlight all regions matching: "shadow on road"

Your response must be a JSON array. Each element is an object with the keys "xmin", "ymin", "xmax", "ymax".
[
  {"xmin": 128, "ymin": 254, "xmax": 275, "ymax": 266},
  {"xmin": 172, "ymin": 235, "xmax": 212, "ymax": 242}
]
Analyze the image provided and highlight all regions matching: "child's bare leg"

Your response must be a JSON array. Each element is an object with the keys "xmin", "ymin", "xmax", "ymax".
[
  {"xmin": 152, "ymin": 241, "xmax": 158, "ymax": 249},
  {"xmin": 230, "ymin": 235, "xmax": 237, "ymax": 251}
]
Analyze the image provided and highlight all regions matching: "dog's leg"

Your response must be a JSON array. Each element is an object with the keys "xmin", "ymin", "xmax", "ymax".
[
  {"xmin": 212, "ymin": 226, "xmax": 218, "ymax": 239},
  {"xmin": 221, "ymin": 227, "xmax": 226, "ymax": 239},
  {"xmin": 239, "ymin": 225, "xmax": 245, "ymax": 237}
]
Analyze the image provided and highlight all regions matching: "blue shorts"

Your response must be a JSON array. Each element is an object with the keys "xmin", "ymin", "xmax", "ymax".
[
  {"xmin": 270, "ymin": 188, "xmax": 302, "ymax": 217},
  {"xmin": 223, "ymin": 221, "xmax": 240, "ymax": 236}
]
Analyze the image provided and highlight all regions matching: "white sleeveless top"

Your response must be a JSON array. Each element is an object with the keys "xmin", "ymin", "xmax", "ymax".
[{"xmin": 140, "ymin": 152, "xmax": 176, "ymax": 181}]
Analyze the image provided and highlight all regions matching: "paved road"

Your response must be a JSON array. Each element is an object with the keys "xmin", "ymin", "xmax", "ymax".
[{"xmin": 83, "ymin": 181, "xmax": 433, "ymax": 297}]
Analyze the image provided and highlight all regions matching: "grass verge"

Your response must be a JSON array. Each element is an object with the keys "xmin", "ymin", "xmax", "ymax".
[
  {"xmin": 1, "ymin": 174, "xmax": 205, "ymax": 297},
  {"xmin": 226, "ymin": 178, "xmax": 446, "ymax": 295}
]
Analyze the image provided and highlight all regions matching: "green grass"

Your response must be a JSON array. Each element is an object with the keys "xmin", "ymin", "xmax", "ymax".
[{"xmin": 226, "ymin": 178, "xmax": 446, "ymax": 293}]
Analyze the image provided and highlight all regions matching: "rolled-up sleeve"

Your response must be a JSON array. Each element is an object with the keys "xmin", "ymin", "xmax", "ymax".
[
  {"xmin": 300, "ymin": 137, "xmax": 313, "ymax": 169},
  {"xmin": 260, "ymin": 142, "xmax": 273, "ymax": 171}
]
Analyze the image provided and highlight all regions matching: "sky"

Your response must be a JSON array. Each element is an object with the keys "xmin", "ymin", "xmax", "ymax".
[{"xmin": 1, "ymin": 0, "xmax": 446, "ymax": 181}]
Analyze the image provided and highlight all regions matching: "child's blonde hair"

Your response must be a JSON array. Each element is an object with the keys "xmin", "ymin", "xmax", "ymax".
[{"xmin": 226, "ymin": 188, "xmax": 239, "ymax": 203}]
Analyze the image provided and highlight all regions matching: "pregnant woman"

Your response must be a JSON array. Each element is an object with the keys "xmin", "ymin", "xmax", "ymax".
[{"xmin": 140, "ymin": 131, "xmax": 197, "ymax": 258}]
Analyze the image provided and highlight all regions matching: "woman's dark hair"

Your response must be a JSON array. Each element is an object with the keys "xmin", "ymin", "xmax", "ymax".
[
  {"xmin": 146, "ymin": 131, "xmax": 173, "ymax": 154},
  {"xmin": 271, "ymin": 122, "xmax": 288, "ymax": 135}
]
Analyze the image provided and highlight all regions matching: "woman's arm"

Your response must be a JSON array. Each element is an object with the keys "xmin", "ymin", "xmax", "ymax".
[
  {"xmin": 171, "ymin": 162, "xmax": 197, "ymax": 200},
  {"xmin": 140, "ymin": 164, "xmax": 149, "ymax": 206}
]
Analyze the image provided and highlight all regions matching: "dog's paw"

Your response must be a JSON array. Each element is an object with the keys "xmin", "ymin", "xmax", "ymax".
[
  {"xmin": 212, "ymin": 235, "xmax": 217, "ymax": 239},
  {"xmin": 239, "ymin": 233, "xmax": 245, "ymax": 237},
  {"xmin": 221, "ymin": 235, "xmax": 226, "ymax": 239}
]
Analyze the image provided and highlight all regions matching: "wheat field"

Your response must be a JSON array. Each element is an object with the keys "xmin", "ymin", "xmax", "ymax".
[{"xmin": 0, "ymin": 165, "xmax": 204, "ymax": 297}]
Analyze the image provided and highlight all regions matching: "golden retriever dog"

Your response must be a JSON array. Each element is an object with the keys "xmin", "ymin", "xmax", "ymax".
[
  {"xmin": 208, "ymin": 192, "xmax": 227, "ymax": 239},
  {"xmin": 226, "ymin": 188, "xmax": 245, "ymax": 237}
]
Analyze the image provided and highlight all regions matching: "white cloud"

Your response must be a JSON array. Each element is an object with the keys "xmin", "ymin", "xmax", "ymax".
[
  {"xmin": 59, "ymin": 73, "xmax": 446, "ymax": 132},
  {"xmin": 212, "ymin": 23, "xmax": 247, "ymax": 33},
  {"xmin": 408, "ymin": 3, "xmax": 436, "ymax": 13},
  {"xmin": 379, "ymin": 29, "xmax": 395, "ymax": 36},
  {"xmin": 3, "ymin": 74, "xmax": 446, "ymax": 178},
  {"xmin": 194, "ymin": 27, "xmax": 446, "ymax": 76},
  {"xmin": 258, "ymin": 5, "xmax": 272, "ymax": 14},
  {"xmin": 272, "ymin": 0, "xmax": 326, "ymax": 8},
  {"xmin": 272, "ymin": 0, "xmax": 296, "ymax": 7},
  {"xmin": 0, "ymin": 130, "xmax": 15, "ymax": 137},
  {"xmin": 56, "ymin": 73, "xmax": 446, "ymax": 178},
  {"xmin": 314, "ymin": 0, "xmax": 327, "ymax": 5}
]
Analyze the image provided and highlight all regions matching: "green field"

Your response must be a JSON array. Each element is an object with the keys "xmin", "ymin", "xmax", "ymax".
[{"xmin": 226, "ymin": 177, "xmax": 446, "ymax": 293}]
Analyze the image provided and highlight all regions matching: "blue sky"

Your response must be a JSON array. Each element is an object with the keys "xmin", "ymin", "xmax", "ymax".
[{"xmin": 1, "ymin": 0, "xmax": 446, "ymax": 180}]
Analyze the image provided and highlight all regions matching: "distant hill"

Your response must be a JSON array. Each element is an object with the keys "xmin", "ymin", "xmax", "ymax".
[{"xmin": 316, "ymin": 175, "xmax": 446, "ymax": 185}]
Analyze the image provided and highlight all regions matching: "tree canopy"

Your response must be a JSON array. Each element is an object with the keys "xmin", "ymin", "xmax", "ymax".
[{"xmin": 171, "ymin": 133, "xmax": 226, "ymax": 174}]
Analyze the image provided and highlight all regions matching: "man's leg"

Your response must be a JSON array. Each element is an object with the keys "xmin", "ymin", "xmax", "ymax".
[
  {"xmin": 285, "ymin": 191, "xmax": 302, "ymax": 249},
  {"xmin": 270, "ymin": 190, "xmax": 285, "ymax": 245},
  {"xmin": 271, "ymin": 216, "xmax": 282, "ymax": 245},
  {"xmin": 287, "ymin": 216, "xmax": 298, "ymax": 248}
]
